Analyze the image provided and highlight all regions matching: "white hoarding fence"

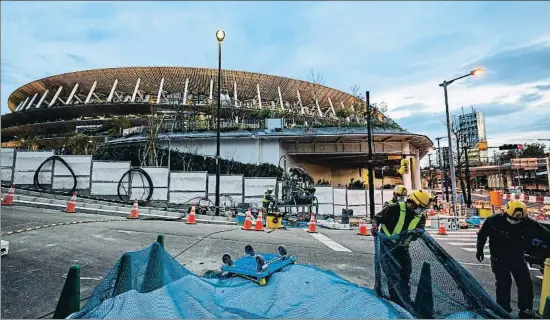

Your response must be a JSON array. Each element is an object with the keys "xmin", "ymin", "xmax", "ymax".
[
  {"xmin": 169, "ymin": 171, "xmax": 208, "ymax": 204},
  {"xmin": 333, "ymin": 188, "xmax": 347, "ymax": 217},
  {"xmin": 1, "ymin": 148, "xmax": 15, "ymax": 183},
  {"xmin": 52, "ymin": 155, "xmax": 92, "ymax": 190},
  {"xmin": 208, "ymin": 175, "xmax": 244, "ymax": 205},
  {"xmin": 13, "ymin": 151, "xmax": 54, "ymax": 185},
  {"xmin": 347, "ymin": 189, "xmax": 367, "ymax": 217},
  {"xmin": 131, "ymin": 167, "xmax": 169, "ymax": 201},
  {"xmin": 314, "ymin": 186, "xmax": 334, "ymax": 215},
  {"xmin": 90, "ymin": 161, "xmax": 131, "ymax": 196},
  {"xmin": 244, "ymin": 177, "xmax": 277, "ymax": 208}
]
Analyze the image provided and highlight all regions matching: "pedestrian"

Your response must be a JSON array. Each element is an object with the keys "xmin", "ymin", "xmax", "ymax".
[
  {"xmin": 262, "ymin": 188, "xmax": 274, "ymax": 213},
  {"xmin": 383, "ymin": 185, "xmax": 408, "ymax": 208},
  {"xmin": 373, "ymin": 189, "xmax": 433, "ymax": 308},
  {"xmin": 476, "ymin": 200, "xmax": 550, "ymax": 318}
]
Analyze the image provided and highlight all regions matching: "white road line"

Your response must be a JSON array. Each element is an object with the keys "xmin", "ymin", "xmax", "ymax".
[
  {"xmin": 460, "ymin": 262, "xmax": 490, "ymax": 267},
  {"xmin": 431, "ymin": 236, "xmax": 478, "ymax": 240},
  {"xmin": 305, "ymin": 230, "xmax": 352, "ymax": 252},
  {"xmin": 462, "ymin": 248, "xmax": 489, "ymax": 252},
  {"xmin": 448, "ymin": 242, "xmax": 488, "ymax": 246},
  {"xmin": 536, "ymin": 276, "xmax": 544, "ymax": 280}
]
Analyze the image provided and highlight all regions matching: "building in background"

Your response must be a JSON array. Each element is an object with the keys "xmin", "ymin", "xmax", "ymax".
[
  {"xmin": 440, "ymin": 146, "xmax": 450, "ymax": 169},
  {"xmin": 455, "ymin": 107, "xmax": 487, "ymax": 165}
]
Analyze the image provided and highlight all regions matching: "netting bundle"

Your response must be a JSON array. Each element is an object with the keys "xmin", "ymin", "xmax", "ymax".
[
  {"xmin": 374, "ymin": 230, "xmax": 512, "ymax": 319},
  {"xmin": 69, "ymin": 242, "xmax": 412, "ymax": 319}
]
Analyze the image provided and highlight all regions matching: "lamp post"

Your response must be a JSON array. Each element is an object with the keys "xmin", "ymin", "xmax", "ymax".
[
  {"xmin": 439, "ymin": 68, "xmax": 483, "ymax": 215},
  {"xmin": 366, "ymin": 91, "xmax": 375, "ymax": 221},
  {"xmin": 215, "ymin": 29, "xmax": 225, "ymax": 216}
]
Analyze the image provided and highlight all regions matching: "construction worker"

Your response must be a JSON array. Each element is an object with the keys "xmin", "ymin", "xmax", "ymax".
[
  {"xmin": 262, "ymin": 188, "xmax": 274, "ymax": 213},
  {"xmin": 372, "ymin": 189, "xmax": 432, "ymax": 309},
  {"xmin": 476, "ymin": 200, "xmax": 550, "ymax": 318},
  {"xmin": 383, "ymin": 185, "xmax": 408, "ymax": 208}
]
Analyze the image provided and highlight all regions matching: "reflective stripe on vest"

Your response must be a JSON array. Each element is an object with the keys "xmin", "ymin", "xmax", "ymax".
[{"xmin": 381, "ymin": 202, "xmax": 422, "ymax": 236}]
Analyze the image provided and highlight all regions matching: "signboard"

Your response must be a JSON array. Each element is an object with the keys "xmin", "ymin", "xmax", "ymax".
[{"xmin": 511, "ymin": 158, "xmax": 538, "ymax": 170}]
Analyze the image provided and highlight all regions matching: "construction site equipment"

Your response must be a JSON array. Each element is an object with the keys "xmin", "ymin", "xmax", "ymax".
[
  {"xmin": 254, "ymin": 210, "xmax": 264, "ymax": 231},
  {"xmin": 266, "ymin": 212, "xmax": 283, "ymax": 229},
  {"xmin": 221, "ymin": 245, "xmax": 296, "ymax": 286},
  {"xmin": 374, "ymin": 230, "xmax": 511, "ymax": 319},
  {"xmin": 241, "ymin": 211, "xmax": 253, "ymax": 230},
  {"xmin": 539, "ymin": 258, "xmax": 550, "ymax": 316},
  {"xmin": 357, "ymin": 219, "xmax": 369, "ymax": 236},
  {"xmin": 186, "ymin": 204, "xmax": 196, "ymax": 224},
  {"xmin": 64, "ymin": 192, "xmax": 78, "ymax": 213},
  {"xmin": 2, "ymin": 184, "xmax": 15, "ymax": 206},
  {"xmin": 307, "ymin": 213, "xmax": 317, "ymax": 233},
  {"xmin": 128, "ymin": 199, "xmax": 140, "ymax": 220}
]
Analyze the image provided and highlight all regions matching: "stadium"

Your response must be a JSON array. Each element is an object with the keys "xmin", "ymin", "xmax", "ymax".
[{"xmin": 1, "ymin": 67, "xmax": 433, "ymax": 189}]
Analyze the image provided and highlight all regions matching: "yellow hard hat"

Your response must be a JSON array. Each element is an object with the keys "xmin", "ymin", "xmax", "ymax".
[
  {"xmin": 504, "ymin": 200, "xmax": 528, "ymax": 219},
  {"xmin": 393, "ymin": 185, "xmax": 408, "ymax": 197},
  {"xmin": 408, "ymin": 190, "xmax": 433, "ymax": 208}
]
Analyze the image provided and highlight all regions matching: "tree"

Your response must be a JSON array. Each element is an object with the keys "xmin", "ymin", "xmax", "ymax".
[
  {"xmin": 498, "ymin": 142, "xmax": 548, "ymax": 162},
  {"xmin": 67, "ymin": 134, "xmax": 91, "ymax": 155},
  {"xmin": 107, "ymin": 117, "xmax": 132, "ymax": 137}
]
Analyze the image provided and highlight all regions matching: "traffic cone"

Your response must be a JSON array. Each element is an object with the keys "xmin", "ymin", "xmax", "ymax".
[
  {"xmin": 2, "ymin": 184, "xmax": 15, "ymax": 206},
  {"xmin": 186, "ymin": 204, "xmax": 197, "ymax": 224},
  {"xmin": 128, "ymin": 199, "xmax": 140, "ymax": 219},
  {"xmin": 307, "ymin": 213, "xmax": 317, "ymax": 233},
  {"xmin": 357, "ymin": 219, "xmax": 369, "ymax": 236},
  {"xmin": 438, "ymin": 220, "xmax": 447, "ymax": 235},
  {"xmin": 241, "ymin": 210, "xmax": 253, "ymax": 230},
  {"xmin": 63, "ymin": 192, "xmax": 78, "ymax": 213},
  {"xmin": 254, "ymin": 209, "xmax": 264, "ymax": 231}
]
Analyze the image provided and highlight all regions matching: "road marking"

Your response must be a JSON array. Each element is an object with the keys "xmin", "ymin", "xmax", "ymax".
[
  {"xmin": 460, "ymin": 262, "xmax": 490, "ymax": 267},
  {"xmin": 462, "ymin": 248, "xmax": 489, "ymax": 252},
  {"xmin": 536, "ymin": 276, "xmax": 544, "ymax": 280},
  {"xmin": 431, "ymin": 237, "xmax": 478, "ymax": 241},
  {"xmin": 81, "ymin": 277, "xmax": 102, "ymax": 281},
  {"xmin": 448, "ymin": 242, "xmax": 488, "ymax": 246},
  {"xmin": 305, "ymin": 230, "xmax": 352, "ymax": 252}
]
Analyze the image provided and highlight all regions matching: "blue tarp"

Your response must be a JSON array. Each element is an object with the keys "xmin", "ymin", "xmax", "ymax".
[{"xmin": 69, "ymin": 242, "xmax": 413, "ymax": 319}]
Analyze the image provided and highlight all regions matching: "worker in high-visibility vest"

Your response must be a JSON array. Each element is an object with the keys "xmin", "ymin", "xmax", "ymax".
[
  {"xmin": 372, "ymin": 189, "xmax": 432, "ymax": 308},
  {"xmin": 262, "ymin": 189, "xmax": 274, "ymax": 213},
  {"xmin": 477, "ymin": 200, "xmax": 550, "ymax": 318},
  {"xmin": 383, "ymin": 185, "xmax": 408, "ymax": 208}
]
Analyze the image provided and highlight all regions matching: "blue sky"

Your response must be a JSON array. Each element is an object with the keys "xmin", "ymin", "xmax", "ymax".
[{"xmin": 1, "ymin": 1, "xmax": 550, "ymax": 159}]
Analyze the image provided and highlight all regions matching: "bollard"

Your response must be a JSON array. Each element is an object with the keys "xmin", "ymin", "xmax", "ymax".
[
  {"xmin": 156, "ymin": 234, "xmax": 165, "ymax": 248},
  {"xmin": 538, "ymin": 258, "xmax": 550, "ymax": 316},
  {"xmin": 53, "ymin": 264, "xmax": 81, "ymax": 319}
]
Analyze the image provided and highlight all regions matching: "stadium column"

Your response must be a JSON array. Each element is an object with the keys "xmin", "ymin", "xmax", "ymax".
[
  {"xmin": 131, "ymin": 79, "xmax": 140, "ymax": 103},
  {"xmin": 257, "ymin": 84, "xmax": 262, "ymax": 108},
  {"xmin": 414, "ymin": 149, "xmax": 421, "ymax": 189},
  {"xmin": 277, "ymin": 86, "xmax": 284, "ymax": 110},
  {"xmin": 49, "ymin": 86, "xmax": 63, "ymax": 107},
  {"xmin": 35, "ymin": 90, "xmax": 49, "ymax": 108},
  {"xmin": 24, "ymin": 93, "xmax": 38, "ymax": 110},
  {"xmin": 296, "ymin": 90, "xmax": 304, "ymax": 115},
  {"xmin": 183, "ymin": 78, "xmax": 189, "ymax": 105},
  {"xmin": 234, "ymin": 81, "xmax": 238, "ymax": 107},
  {"xmin": 85, "ymin": 81, "xmax": 98, "ymax": 104},
  {"xmin": 328, "ymin": 98, "xmax": 336, "ymax": 117},
  {"xmin": 402, "ymin": 142, "xmax": 413, "ymax": 190}
]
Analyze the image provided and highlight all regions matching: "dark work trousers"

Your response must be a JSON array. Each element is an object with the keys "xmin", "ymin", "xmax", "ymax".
[
  {"xmin": 382, "ymin": 245, "xmax": 413, "ymax": 309},
  {"xmin": 491, "ymin": 257, "xmax": 534, "ymax": 312}
]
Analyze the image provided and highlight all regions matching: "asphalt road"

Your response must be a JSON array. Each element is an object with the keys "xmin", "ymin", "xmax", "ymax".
[{"xmin": 1, "ymin": 206, "xmax": 545, "ymax": 318}]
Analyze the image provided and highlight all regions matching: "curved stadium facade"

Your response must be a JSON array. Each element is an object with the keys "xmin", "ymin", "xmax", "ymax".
[{"xmin": 2, "ymin": 67, "xmax": 432, "ymax": 189}]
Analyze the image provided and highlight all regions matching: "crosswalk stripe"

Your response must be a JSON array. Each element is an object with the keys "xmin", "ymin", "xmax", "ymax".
[
  {"xmin": 448, "ymin": 242, "xmax": 488, "ymax": 246},
  {"xmin": 305, "ymin": 230, "xmax": 352, "ymax": 252},
  {"xmin": 462, "ymin": 248, "xmax": 489, "ymax": 252},
  {"xmin": 431, "ymin": 237, "xmax": 478, "ymax": 241}
]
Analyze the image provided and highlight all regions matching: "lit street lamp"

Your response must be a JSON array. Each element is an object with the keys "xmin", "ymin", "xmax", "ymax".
[
  {"xmin": 215, "ymin": 29, "xmax": 225, "ymax": 216},
  {"xmin": 439, "ymin": 68, "xmax": 483, "ymax": 215}
]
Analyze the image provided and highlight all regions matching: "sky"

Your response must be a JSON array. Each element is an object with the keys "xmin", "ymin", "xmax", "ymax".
[{"xmin": 1, "ymin": 1, "xmax": 550, "ymax": 164}]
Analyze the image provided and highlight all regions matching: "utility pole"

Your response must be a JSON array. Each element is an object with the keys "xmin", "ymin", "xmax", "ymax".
[
  {"xmin": 428, "ymin": 154, "xmax": 433, "ymax": 189},
  {"xmin": 462, "ymin": 135, "xmax": 472, "ymax": 207},
  {"xmin": 546, "ymin": 157, "xmax": 550, "ymax": 196}
]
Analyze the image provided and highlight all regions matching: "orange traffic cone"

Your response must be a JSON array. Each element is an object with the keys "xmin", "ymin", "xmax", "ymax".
[
  {"xmin": 357, "ymin": 219, "xmax": 369, "ymax": 236},
  {"xmin": 438, "ymin": 220, "xmax": 447, "ymax": 235},
  {"xmin": 128, "ymin": 199, "xmax": 140, "ymax": 219},
  {"xmin": 307, "ymin": 213, "xmax": 317, "ymax": 233},
  {"xmin": 254, "ymin": 209, "xmax": 264, "ymax": 231},
  {"xmin": 186, "ymin": 204, "xmax": 197, "ymax": 224},
  {"xmin": 64, "ymin": 192, "xmax": 78, "ymax": 213},
  {"xmin": 241, "ymin": 210, "xmax": 253, "ymax": 230},
  {"xmin": 2, "ymin": 184, "xmax": 15, "ymax": 206}
]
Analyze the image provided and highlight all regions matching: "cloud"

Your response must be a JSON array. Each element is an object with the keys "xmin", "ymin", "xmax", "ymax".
[{"xmin": 2, "ymin": 1, "xmax": 550, "ymax": 158}]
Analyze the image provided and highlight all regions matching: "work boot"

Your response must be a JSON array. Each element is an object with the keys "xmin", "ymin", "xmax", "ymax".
[{"xmin": 518, "ymin": 309, "xmax": 535, "ymax": 319}]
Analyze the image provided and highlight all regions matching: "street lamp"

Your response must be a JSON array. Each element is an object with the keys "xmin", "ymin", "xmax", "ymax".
[
  {"xmin": 439, "ymin": 68, "xmax": 483, "ymax": 215},
  {"xmin": 215, "ymin": 29, "xmax": 225, "ymax": 216}
]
